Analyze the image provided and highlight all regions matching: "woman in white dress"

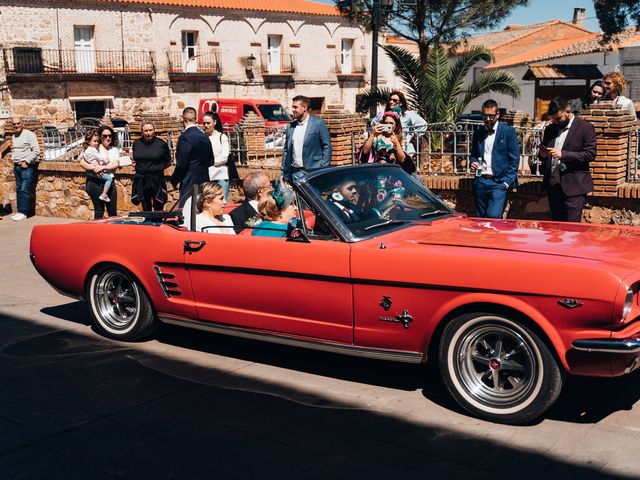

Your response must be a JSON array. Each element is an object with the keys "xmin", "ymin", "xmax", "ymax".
[
  {"xmin": 202, "ymin": 111, "xmax": 231, "ymax": 201},
  {"xmin": 195, "ymin": 182, "xmax": 235, "ymax": 235}
]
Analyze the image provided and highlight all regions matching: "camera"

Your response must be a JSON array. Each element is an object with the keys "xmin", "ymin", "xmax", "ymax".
[{"xmin": 380, "ymin": 124, "xmax": 393, "ymax": 133}]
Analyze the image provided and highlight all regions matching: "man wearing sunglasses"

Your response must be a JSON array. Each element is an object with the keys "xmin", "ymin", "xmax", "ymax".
[
  {"xmin": 469, "ymin": 99, "xmax": 519, "ymax": 218},
  {"xmin": 10, "ymin": 116, "xmax": 40, "ymax": 221}
]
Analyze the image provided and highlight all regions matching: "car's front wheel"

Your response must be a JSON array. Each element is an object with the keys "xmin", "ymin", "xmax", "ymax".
[
  {"xmin": 439, "ymin": 312, "xmax": 563, "ymax": 424},
  {"xmin": 87, "ymin": 266, "xmax": 156, "ymax": 341}
]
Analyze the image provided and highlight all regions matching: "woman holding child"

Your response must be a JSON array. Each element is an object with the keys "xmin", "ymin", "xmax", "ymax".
[{"xmin": 79, "ymin": 125, "xmax": 120, "ymax": 219}]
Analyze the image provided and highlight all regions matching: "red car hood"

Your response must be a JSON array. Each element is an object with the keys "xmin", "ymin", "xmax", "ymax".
[{"xmin": 394, "ymin": 217, "xmax": 640, "ymax": 269}]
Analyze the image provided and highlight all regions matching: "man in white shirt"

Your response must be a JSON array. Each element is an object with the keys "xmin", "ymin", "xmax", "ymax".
[
  {"xmin": 281, "ymin": 95, "xmax": 331, "ymax": 183},
  {"xmin": 10, "ymin": 116, "xmax": 40, "ymax": 221},
  {"xmin": 469, "ymin": 100, "xmax": 520, "ymax": 218}
]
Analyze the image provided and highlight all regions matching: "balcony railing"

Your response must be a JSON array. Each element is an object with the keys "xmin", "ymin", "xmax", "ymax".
[
  {"xmin": 167, "ymin": 50, "xmax": 222, "ymax": 76},
  {"xmin": 335, "ymin": 55, "xmax": 367, "ymax": 75},
  {"xmin": 259, "ymin": 53, "xmax": 296, "ymax": 75},
  {"xmin": 2, "ymin": 48, "xmax": 155, "ymax": 76}
]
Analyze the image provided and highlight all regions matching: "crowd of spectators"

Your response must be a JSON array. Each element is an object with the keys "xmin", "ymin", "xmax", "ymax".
[{"xmin": 2, "ymin": 71, "xmax": 637, "ymax": 225}]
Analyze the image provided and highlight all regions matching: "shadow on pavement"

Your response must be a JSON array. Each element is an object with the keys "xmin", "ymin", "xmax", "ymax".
[{"xmin": 2, "ymin": 309, "xmax": 635, "ymax": 479}]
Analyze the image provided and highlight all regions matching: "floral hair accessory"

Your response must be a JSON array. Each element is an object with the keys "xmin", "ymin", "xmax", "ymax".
[
  {"xmin": 271, "ymin": 179, "xmax": 294, "ymax": 210},
  {"xmin": 383, "ymin": 110, "xmax": 400, "ymax": 121}
]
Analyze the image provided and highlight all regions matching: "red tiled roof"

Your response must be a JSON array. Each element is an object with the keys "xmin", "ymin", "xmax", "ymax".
[
  {"xmin": 484, "ymin": 28, "xmax": 640, "ymax": 69},
  {"xmin": 486, "ymin": 33, "xmax": 597, "ymax": 68},
  {"xmin": 101, "ymin": 0, "xmax": 340, "ymax": 16}
]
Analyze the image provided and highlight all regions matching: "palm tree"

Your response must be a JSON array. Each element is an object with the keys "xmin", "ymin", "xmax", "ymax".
[{"xmin": 356, "ymin": 43, "xmax": 520, "ymax": 124}]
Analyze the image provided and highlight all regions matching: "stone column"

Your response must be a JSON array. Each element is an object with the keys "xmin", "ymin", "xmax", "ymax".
[
  {"xmin": 317, "ymin": 104, "xmax": 366, "ymax": 166},
  {"xmin": 581, "ymin": 101, "xmax": 639, "ymax": 197},
  {"xmin": 239, "ymin": 112, "xmax": 268, "ymax": 168}
]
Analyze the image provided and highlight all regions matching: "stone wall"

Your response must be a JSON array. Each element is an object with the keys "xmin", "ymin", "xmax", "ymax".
[{"xmin": 0, "ymin": 1, "xmax": 371, "ymax": 123}]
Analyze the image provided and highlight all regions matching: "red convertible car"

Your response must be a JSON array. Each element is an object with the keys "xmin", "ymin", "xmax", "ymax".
[{"xmin": 30, "ymin": 164, "xmax": 640, "ymax": 424}]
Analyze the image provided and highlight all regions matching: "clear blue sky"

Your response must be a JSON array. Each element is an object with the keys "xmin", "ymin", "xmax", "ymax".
[{"xmin": 315, "ymin": 1, "xmax": 601, "ymax": 33}]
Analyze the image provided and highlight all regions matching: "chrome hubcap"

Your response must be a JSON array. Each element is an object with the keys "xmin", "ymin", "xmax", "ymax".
[
  {"xmin": 455, "ymin": 324, "xmax": 538, "ymax": 407},
  {"xmin": 95, "ymin": 271, "xmax": 138, "ymax": 330}
]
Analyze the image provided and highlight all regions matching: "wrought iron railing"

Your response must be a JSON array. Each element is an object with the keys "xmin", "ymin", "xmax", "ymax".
[
  {"xmin": 334, "ymin": 55, "xmax": 367, "ymax": 75},
  {"xmin": 259, "ymin": 53, "xmax": 296, "ymax": 75},
  {"xmin": 166, "ymin": 50, "xmax": 222, "ymax": 75},
  {"xmin": 3, "ymin": 48, "xmax": 155, "ymax": 75},
  {"xmin": 42, "ymin": 126, "xmax": 85, "ymax": 161},
  {"xmin": 349, "ymin": 122, "xmax": 547, "ymax": 177}
]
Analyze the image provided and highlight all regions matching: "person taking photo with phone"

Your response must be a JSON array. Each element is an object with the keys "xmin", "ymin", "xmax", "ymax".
[{"xmin": 357, "ymin": 111, "xmax": 416, "ymax": 174}]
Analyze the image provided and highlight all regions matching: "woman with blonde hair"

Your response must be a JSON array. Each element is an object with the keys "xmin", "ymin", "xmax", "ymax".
[
  {"xmin": 195, "ymin": 182, "xmax": 235, "ymax": 234},
  {"xmin": 252, "ymin": 180, "xmax": 297, "ymax": 237},
  {"xmin": 603, "ymin": 71, "xmax": 636, "ymax": 117}
]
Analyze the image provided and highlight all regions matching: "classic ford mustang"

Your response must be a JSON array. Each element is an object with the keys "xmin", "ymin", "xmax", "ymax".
[{"xmin": 30, "ymin": 164, "xmax": 640, "ymax": 424}]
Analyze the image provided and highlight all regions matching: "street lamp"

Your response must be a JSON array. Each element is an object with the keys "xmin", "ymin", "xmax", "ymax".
[{"xmin": 370, "ymin": 0, "xmax": 394, "ymax": 117}]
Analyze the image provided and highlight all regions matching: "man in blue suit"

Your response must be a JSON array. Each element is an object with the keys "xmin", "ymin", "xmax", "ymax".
[
  {"xmin": 281, "ymin": 95, "xmax": 332, "ymax": 183},
  {"xmin": 470, "ymin": 99, "xmax": 520, "ymax": 218},
  {"xmin": 171, "ymin": 107, "xmax": 213, "ymax": 206}
]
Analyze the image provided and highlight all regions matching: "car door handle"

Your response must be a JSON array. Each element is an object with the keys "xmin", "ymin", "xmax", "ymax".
[{"xmin": 184, "ymin": 239, "xmax": 206, "ymax": 254}]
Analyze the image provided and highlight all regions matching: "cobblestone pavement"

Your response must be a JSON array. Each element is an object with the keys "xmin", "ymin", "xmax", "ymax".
[{"xmin": 1, "ymin": 215, "xmax": 639, "ymax": 479}]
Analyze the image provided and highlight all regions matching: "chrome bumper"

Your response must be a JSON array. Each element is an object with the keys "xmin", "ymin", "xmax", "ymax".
[{"xmin": 572, "ymin": 338, "xmax": 640, "ymax": 354}]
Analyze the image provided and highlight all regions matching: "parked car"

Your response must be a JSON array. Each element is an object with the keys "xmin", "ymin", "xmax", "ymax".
[
  {"xmin": 198, "ymin": 98, "xmax": 292, "ymax": 128},
  {"xmin": 29, "ymin": 164, "xmax": 640, "ymax": 425}
]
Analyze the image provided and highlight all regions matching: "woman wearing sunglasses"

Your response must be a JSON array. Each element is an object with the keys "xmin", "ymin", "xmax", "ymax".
[
  {"xmin": 371, "ymin": 90, "xmax": 427, "ymax": 154},
  {"xmin": 79, "ymin": 125, "xmax": 120, "ymax": 218}
]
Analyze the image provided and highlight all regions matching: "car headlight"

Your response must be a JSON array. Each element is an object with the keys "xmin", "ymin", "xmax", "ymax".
[{"xmin": 622, "ymin": 287, "xmax": 635, "ymax": 321}]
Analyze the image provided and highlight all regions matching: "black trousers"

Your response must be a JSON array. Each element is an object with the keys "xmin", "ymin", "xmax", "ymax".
[
  {"xmin": 547, "ymin": 184, "xmax": 586, "ymax": 223},
  {"xmin": 86, "ymin": 176, "xmax": 117, "ymax": 219}
]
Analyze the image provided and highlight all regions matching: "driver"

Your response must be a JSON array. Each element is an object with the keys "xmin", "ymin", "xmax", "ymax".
[
  {"xmin": 326, "ymin": 177, "xmax": 367, "ymax": 223},
  {"xmin": 327, "ymin": 177, "xmax": 399, "ymax": 223}
]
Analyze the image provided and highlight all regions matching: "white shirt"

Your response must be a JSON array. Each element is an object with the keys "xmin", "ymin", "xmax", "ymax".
[
  {"xmin": 481, "ymin": 121, "xmax": 499, "ymax": 176},
  {"xmin": 249, "ymin": 199, "xmax": 259, "ymax": 212},
  {"xmin": 208, "ymin": 131, "xmax": 230, "ymax": 181},
  {"xmin": 291, "ymin": 116, "xmax": 309, "ymax": 168},
  {"xmin": 554, "ymin": 114, "xmax": 574, "ymax": 154},
  {"xmin": 195, "ymin": 213, "xmax": 235, "ymax": 234},
  {"xmin": 614, "ymin": 95, "xmax": 636, "ymax": 117},
  {"xmin": 551, "ymin": 114, "xmax": 575, "ymax": 174}
]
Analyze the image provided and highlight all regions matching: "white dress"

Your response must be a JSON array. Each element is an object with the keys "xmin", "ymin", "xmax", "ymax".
[{"xmin": 195, "ymin": 213, "xmax": 235, "ymax": 234}]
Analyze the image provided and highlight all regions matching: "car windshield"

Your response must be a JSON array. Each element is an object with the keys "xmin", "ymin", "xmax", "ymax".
[
  {"xmin": 257, "ymin": 104, "xmax": 292, "ymax": 122},
  {"xmin": 305, "ymin": 165, "xmax": 455, "ymax": 238}
]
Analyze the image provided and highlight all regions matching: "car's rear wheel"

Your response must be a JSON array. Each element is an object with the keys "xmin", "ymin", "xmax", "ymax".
[
  {"xmin": 439, "ymin": 313, "xmax": 563, "ymax": 424},
  {"xmin": 87, "ymin": 266, "xmax": 156, "ymax": 341}
]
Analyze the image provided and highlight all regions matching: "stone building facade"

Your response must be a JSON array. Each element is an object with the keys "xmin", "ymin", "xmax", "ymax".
[{"xmin": 0, "ymin": 0, "xmax": 372, "ymax": 124}]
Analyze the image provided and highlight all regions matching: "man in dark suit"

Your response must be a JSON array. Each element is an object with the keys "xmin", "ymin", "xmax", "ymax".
[
  {"xmin": 229, "ymin": 171, "xmax": 270, "ymax": 232},
  {"xmin": 470, "ymin": 99, "xmax": 520, "ymax": 218},
  {"xmin": 170, "ymin": 107, "xmax": 213, "ymax": 206},
  {"xmin": 539, "ymin": 96, "xmax": 596, "ymax": 222},
  {"xmin": 281, "ymin": 95, "xmax": 332, "ymax": 183}
]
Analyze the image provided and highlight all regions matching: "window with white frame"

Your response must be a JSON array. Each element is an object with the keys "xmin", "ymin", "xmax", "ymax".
[{"xmin": 182, "ymin": 31, "xmax": 198, "ymax": 73}]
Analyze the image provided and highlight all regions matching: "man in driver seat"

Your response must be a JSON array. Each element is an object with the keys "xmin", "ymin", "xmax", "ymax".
[{"xmin": 327, "ymin": 177, "xmax": 371, "ymax": 223}]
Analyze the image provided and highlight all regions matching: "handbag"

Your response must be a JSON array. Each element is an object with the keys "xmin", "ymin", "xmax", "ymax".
[{"xmin": 227, "ymin": 150, "xmax": 240, "ymax": 184}]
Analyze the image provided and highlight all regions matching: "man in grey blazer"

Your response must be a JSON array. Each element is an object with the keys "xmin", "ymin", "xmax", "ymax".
[{"xmin": 281, "ymin": 95, "xmax": 331, "ymax": 182}]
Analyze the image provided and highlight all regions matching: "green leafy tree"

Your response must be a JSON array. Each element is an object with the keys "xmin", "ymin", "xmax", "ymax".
[
  {"xmin": 356, "ymin": 43, "xmax": 521, "ymax": 124},
  {"xmin": 594, "ymin": 0, "xmax": 640, "ymax": 41},
  {"xmin": 337, "ymin": 0, "xmax": 529, "ymax": 66}
]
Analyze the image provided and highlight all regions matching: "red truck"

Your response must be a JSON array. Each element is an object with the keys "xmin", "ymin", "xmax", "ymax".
[{"xmin": 198, "ymin": 98, "xmax": 292, "ymax": 128}]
